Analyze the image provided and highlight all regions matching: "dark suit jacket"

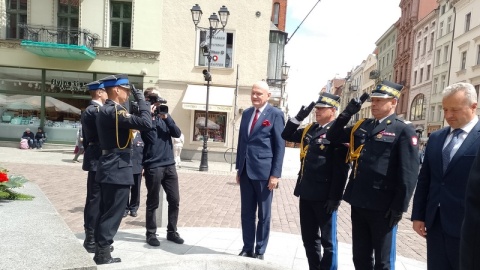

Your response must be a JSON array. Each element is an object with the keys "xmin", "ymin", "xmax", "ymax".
[
  {"xmin": 236, "ymin": 104, "xmax": 285, "ymax": 180},
  {"xmin": 460, "ymin": 142, "xmax": 480, "ymax": 270},
  {"xmin": 412, "ymin": 121, "xmax": 480, "ymax": 237}
]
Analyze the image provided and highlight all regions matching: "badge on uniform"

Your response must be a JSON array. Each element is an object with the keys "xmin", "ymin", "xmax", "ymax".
[
  {"xmin": 320, "ymin": 144, "xmax": 325, "ymax": 150},
  {"xmin": 117, "ymin": 110, "xmax": 131, "ymax": 118},
  {"xmin": 411, "ymin": 136, "xmax": 418, "ymax": 146}
]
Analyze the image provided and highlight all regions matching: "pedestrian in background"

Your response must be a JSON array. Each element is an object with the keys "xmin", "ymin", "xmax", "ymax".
[
  {"xmin": 21, "ymin": 128, "xmax": 35, "ymax": 149},
  {"xmin": 235, "ymin": 81, "xmax": 285, "ymax": 260},
  {"xmin": 34, "ymin": 127, "xmax": 47, "ymax": 149},
  {"xmin": 141, "ymin": 87, "xmax": 184, "ymax": 247},
  {"xmin": 124, "ymin": 129, "xmax": 144, "ymax": 218},
  {"xmin": 93, "ymin": 74, "xmax": 151, "ymax": 265},
  {"xmin": 282, "ymin": 93, "xmax": 349, "ymax": 270},
  {"xmin": 173, "ymin": 133, "xmax": 184, "ymax": 168},
  {"xmin": 73, "ymin": 124, "xmax": 84, "ymax": 162},
  {"xmin": 412, "ymin": 83, "xmax": 480, "ymax": 270},
  {"xmin": 326, "ymin": 80, "xmax": 419, "ymax": 270}
]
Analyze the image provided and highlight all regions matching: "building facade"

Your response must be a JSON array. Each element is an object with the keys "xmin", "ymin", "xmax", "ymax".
[{"xmin": 375, "ymin": 24, "xmax": 398, "ymax": 83}]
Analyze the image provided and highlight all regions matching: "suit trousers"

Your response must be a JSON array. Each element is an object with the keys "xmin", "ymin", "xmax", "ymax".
[
  {"xmin": 95, "ymin": 183, "xmax": 129, "ymax": 248},
  {"xmin": 300, "ymin": 199, "xmax": 338, "ymax": 270},
  {"xmin": 351, "ymin": 206, "xmax": 397, "ymax": 270},
  {"xmin": 84, "ymin": 171, "xmax": 101, "ymax": 232},
  {"xmin": 427, "ymin": 209, "xmax": 460, "ymax": 270},
  {"xmin": 145, "ymin": 165, "xmax": 180, "ymax": 235},
  {"xmin": 239, "ymin": 170, "xmax": 273, "ymax": 255},
  {"xmin": 126, "ymin": 173, "xmax": 142, "ymax": 212}
]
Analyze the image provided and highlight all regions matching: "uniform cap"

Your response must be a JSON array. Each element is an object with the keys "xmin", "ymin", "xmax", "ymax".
[
  {"xmin": 86, "ymin": 80, "xmax": 104, "ymax": 91},
  {"xmin": 371, "ymin": 80, "xmax": 403, "ymax": 99},
  {"xmin": 315, "ymin": 93, "xmax": 340, "ymax": 109},
  {"xmin": 100, "ymin": 74, "xmax": 130, "ymax": 88}
]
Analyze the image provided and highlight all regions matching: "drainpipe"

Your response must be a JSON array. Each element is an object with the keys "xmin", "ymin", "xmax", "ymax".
[{"xmin": 447, "ymin": 6, "xmax": 456, "ymax": 86}]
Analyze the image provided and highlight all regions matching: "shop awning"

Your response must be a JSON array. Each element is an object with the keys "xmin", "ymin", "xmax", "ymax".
[
  {"xmin": 182, "ymin": 85, "xmax": 235, "ymax": 113},
  {"xmin": 21, "ymin": 40, "xmax": 96, "ymax": 60}
]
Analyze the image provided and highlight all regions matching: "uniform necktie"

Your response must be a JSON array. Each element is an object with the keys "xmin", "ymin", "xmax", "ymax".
[
  {"xmin": 250, "ymin": 109, "xmax": 260, "ymax": 135},
  {"xmin": 373, "ymin": 119, "xmax": 379, "ymax": 128},
  {"xmin": 442, "ymin": 128, "xmax": 463, "ymax": 172}
]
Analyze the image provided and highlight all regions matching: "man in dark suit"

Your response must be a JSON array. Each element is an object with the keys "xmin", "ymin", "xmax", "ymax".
[
  {"xmin": 282, "ymin": 93, "xmax": 349, "ymax": 270},
  {"xmin": 81, "ymin": 80, "xmax": 108, "ymax": 253},
  {"xmin": 236, "ymin": 81, "xmax": 285, "ymax": 260},
  {"xmin": 326, "ymin": 80, "xmax": 419, "ymax": 270},
  {"xmin": 412, "ymin": 82, "xmax": 480, "ymax": 270}
]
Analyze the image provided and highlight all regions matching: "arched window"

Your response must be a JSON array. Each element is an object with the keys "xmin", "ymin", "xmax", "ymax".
[
  {"xmin": 410, "ymin": 94, "xmax": 426, "ymax": 121},
  {"xmin": 272, "ymin": 3, "xmax": 280, "ymax": 26}
]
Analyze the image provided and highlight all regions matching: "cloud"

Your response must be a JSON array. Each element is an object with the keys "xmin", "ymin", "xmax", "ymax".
[{"xmin": 284, "ymin": 0, "xmax": 401, "ymax": 115}]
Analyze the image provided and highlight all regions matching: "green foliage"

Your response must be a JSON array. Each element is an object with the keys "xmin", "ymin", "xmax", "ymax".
[{"xmin": 0, "ymin": 168, "xmax": 34, "ymax": 201}]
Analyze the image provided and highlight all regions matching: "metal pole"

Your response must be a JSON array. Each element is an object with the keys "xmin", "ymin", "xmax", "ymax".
[
  {"xmin": 199, "ymin": 26, "xmax": 213, "ymax": 171},
  {"xmin": 230, "ymin": 64, "xmax": 239, "ymax": 172}
]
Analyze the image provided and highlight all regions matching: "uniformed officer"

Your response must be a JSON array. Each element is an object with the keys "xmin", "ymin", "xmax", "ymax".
[
  {"xmin": 81, "ymin": 80, "xmax": 108, "ymax": 253},
  {"xmin": 326, "ymin": 81, "xmax": 420, "ymax": 270},
  {"xmin": 282, "ymin": 93, "xmax": 349, "ymax": 270},
  {"xmin": 93, "ymin": 74, "xmax": 152, "ymax": 265},
  {"xmin": 124, "ymin": 129, "xmax": 144, "ymax": 218}
]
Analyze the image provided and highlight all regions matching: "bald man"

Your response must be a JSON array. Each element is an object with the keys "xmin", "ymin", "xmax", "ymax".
[{"xmin": 235, "ymin": 81, "xmax": 286, "ymax": 260}]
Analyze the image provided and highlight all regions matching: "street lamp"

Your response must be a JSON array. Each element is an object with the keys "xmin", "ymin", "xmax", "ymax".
[{"xmin": 191, "ymin": 4, "xmax": 230, "ymax": 172}]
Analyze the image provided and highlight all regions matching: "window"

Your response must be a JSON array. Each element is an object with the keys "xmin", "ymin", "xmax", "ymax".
[
  {"xmin": 430, "ymin": 106, "xmax": 435, "ymax": 121},
  {"xmin": 272, "ymin": 3, "xmax": 280, "ymax": 26},
  {"xmin": 439, "ymin": 105, "xmax": 444, "ymax": 121},
  {"xmin": 430, "ymin": 32, "xmax": 434, "ymax": 51},
  {"xmin": 475, "ymin": 85, "xmax": 480, "ymax": 98},
  {"xmin": 477, "ymin": 45, "xmax": 480, "ymax": 65},
  {"xmin": 403, "ymin": 37, "xmax": 407, "ymax": 51},
  {"xmin": 419, "ymin": 68, "xmax": 424, "ymax": 83},
  {"xmin": 193, "ymin": 110, "xmax": 227, "ymax": 143},
  {"xmin": 440, "ymin": 75, "xmax": 446, "ymax": 91},
  {"xmin": 443, "ymin": 45, "xmax": 449, "ymax": 63},
  {"xmin": 433, "ymin": 77, "xmax": 438, "ymax": 93},
  {"xmin": 441, "ymin": 5, "xmax": 446, "ymax": 15},
  {"xmin": 447, "ymin": 16, "xmax": 451, "ymax": 33},
  {"xmin": 6, "ymin": 0, "xmax": 27, "ymax": 39},
  {"xmin": 58, "ymin": 0, "xmax": 79, "ymax": 44},
  {"xmin": 465, "ymin": 13, "xmax": 471, "ymax": 32},
  {"xmin": 413, "ymin": 71, "xmax": 417, "ymax": 85},
  {"xmin": 196, "ymin": 30, "xmax": 234, "ymax": 68},
  {"xmin": 426, "ymin": 65, "xmax": 431, "ymax": 81},
  {"xmin": 416, "ymin": 41, "xmax": 421, "ymax": 58},
  {"xmin": 410, "ymin": 94, "xmax": 425, "ymax": 121},
  {"xmin": 439, "ymin": 22, "xmax": 444, "ymax": 37},
  {"xmin": 423, "ymin": 36, "xmax": 427, "ymax": 55},
  {"xmin": 461, "ymin": 51, "xmax": 467, "ymax": 70},
  {"xmin": 436, "ymin": 49, "xmax": 441, "ymax": 65},
  {"xmin": 110, "ymin": 1, "xmax": 132, "ymax": 48}
]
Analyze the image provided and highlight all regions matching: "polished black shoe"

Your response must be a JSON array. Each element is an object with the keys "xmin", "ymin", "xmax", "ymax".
[
  {"xmin": 93, "ymin": 245, "xmax": 121, "ymax": 265},
  {"xmin": 83, "ymin": 230, "xmax": 95, "ymax": 253},
  {"xmin": 146, "ymin": 234, "xmax": 160, "ymax": 246},
  {"xmin": 167, "ymin": 231, "xmax": 184, "ymax": 244},
  {"xmin": 238, "ymin": 251, "xmax": 254, "ymax": 258},
  {"xmin": 255, "ymin": 254, "xmax": 264, "ymax": 260},
  {"xmin": 123, "ymin": 210, "xmax": 129, "ymax": 217},
  {"xmin": 130, "ymin": 211, "xmax": 138, "ymax": 217}
]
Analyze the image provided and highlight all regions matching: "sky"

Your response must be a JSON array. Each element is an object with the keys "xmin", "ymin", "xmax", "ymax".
[{"xmin": 284, "ymin": 0, "xmax": 401, "ymax": 116}]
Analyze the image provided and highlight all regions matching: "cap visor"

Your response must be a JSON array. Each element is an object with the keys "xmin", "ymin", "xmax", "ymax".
[
  {"xmin": 370, "ymin": 93, "xmax": 394, "ymax": 99},
  {"xmin": 315, "ymin": 104, "xmax": 333, "ymax": 108}
]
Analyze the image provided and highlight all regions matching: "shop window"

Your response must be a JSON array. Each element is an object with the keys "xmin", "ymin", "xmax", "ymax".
[
  {"xmin": 57, "ymin": 0, "xmax": 80, "ymax": 44},
  {"xmin": 410, "ymin": 94, "xmax": 425, "ymax": 121},
  {"xmin": 193, "ymin": 110, "xmax": 226, "ymax": 143},
  {"xmin": 6, "ymin": 0, "xmax": 27, "ymax": 39},
  {"xmin": 110, "ymin": 1, "xmax": 132, "ymax": 48},
  {"xmin": 196, "ymin": 30, "xmax": 234, "ymax": 68}
]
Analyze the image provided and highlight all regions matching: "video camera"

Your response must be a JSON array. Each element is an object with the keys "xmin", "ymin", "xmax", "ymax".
[{"xmin": 145, "ymin": 93, "xmax": 168, "ymax": 116}]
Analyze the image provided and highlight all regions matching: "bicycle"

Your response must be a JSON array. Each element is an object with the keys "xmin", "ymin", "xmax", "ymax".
[{"xmin": 224, "ymin": 147, "xmax": 236, "ymax": 164}]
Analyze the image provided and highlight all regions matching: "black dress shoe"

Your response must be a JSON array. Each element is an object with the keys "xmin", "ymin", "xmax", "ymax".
[
  {"xmin": 130, "ymin": 211, "xmax": 138, "ymax": 217},
  {"xmin": 238, "ymin": 251, "xmax": 254, "ymax": 258},
  {"xmin": 255, "ymin": 254, "xmax": 264, "ymax": 260},
  {"xmin": 167, "ymin": 231, "xmax": 184, "ymax": 244},
  {"xmin": 123, "ymin": 210, "xmax": 129, "ymax": 217},
  {"xmin": 146, "ymin": 234, "xmax": 160, "ymax": 246}
]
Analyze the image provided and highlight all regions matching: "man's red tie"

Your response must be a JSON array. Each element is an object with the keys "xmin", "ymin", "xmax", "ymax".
[{"xmin": 250, "ymin": 109, "xmax": 260, "ymax": 135}]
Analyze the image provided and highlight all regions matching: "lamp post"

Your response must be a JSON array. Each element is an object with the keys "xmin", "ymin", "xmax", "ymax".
[{"xmin": 191, "ymin": 4, "xmax": 230, "ymax": 172}]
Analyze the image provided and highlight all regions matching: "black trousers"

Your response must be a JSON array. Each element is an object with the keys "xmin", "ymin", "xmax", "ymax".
[
  {"xmin": 427, "ymin": 210, "xmax": 460, "ymax": 270},
  {"xmin": 95, "ymin": 183, "xmax": 129, "ymax": 248},
  {"xmin": 84, "ymin": 171, "xmax": 101, "ymax": 232},
  {"xmin": 351, "ymin": 206, "xmax": 397, "ymax": 270},
  {"xmin": 300, "ymin": 199, "xmax": 338, "ymax": 270},
  {"xmin": 144, "ymin": 165, "xmax": 180, "ymax": 235},
  {"xmin": 126, "ymin": 173, "xmax": 142, "ymax": 212}
]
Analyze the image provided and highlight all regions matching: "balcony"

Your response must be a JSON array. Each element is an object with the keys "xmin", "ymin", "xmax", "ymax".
[{"xmin": 18, "ymin": 24, "xmax": 99, "ymax": 60}]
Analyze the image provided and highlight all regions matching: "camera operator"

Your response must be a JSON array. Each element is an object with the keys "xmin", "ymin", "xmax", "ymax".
[{"xmin": 141, "ymin": 87, "xmax": 184, "ymax": 246}]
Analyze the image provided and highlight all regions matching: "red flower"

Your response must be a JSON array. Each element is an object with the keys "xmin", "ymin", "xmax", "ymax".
[
  {"xmin": 262, "ymin": 120, "xmax": 271, "ymax": 127},
  {"xmin": 0, "ymin": 172, "xmax": 8, "ymax": 183}
]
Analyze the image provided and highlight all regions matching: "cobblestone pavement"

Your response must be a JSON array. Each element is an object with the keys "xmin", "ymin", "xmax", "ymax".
[{"xmin": 0, "ymin": 146, "xmax": 426, "ymax": 262}]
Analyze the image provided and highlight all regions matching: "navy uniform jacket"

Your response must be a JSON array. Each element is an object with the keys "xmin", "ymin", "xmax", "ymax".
[
  {"xmin": 81, "ymin": 101, "xmax": 102, "ymax": 172},
  {"xmin": 131, "ymin": 132, "xmax": 144, "ymax": 175},
  {"xmin": 95, "ymin": 99, "xmax": 152, "ymax": 185},
  {"xmin": 282, "ymin": 120, "xmax": 349, "ymax": 201},
  {"xmin": 326, "ymin": 113, "xmax": 419, "ymax": 213}
]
